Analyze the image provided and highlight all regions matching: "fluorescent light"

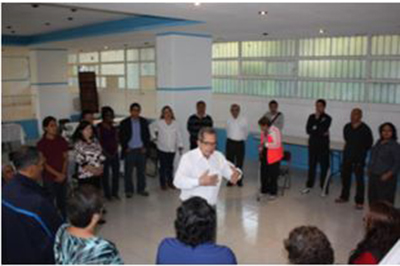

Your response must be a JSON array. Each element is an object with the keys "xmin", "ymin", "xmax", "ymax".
[{"xmin": 259, "ymin": 11, "xmax": 267, "ymax": 16}]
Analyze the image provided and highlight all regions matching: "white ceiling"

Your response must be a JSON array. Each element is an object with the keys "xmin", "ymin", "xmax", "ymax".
[
  {"xmin": 4, "ymin": 3, "xmax": 400, "ymax": 50},
  {"xmin": 2, "ymin": 3, "xmax": 131, "ymax": 36}
]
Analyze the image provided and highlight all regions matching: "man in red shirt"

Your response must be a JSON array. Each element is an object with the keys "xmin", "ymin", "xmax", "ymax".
[{"xmin": 37, "ymin": 116, "xmax": 69, "ymax": 219}]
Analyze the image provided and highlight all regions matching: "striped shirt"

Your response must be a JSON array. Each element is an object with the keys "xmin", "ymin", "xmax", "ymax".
[{"xmin": 54, "ymin": 223, "xmax": 123, "ymax": 264}]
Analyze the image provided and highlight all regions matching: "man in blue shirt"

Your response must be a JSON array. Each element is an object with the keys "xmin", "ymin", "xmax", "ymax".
[
  {"xmin": 119, "ymin": 102, "xmax": 151, "ymax": 198},
  {"xmin": 156, "ymin": 197, "xmax": 237, "ymax": 264},
  {"xmin": 2, "ymin": 146, "xmax": 63, "ymax": 264}
]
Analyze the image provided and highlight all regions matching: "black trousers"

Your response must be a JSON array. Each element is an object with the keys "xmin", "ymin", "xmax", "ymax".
[
  {"xmin": 339, "ymin": 160, "xmax": 365, "ymax": 204},
  {"xmin": 102, "ymin": 153, "xmax": 120, "ymax": 198},
  {"xmin": 226, "ymin": 139, "xmax": 245, "ymax": 185},
  {"xmin": 43, "ymin": 178, "xmax": 67, "ymax": 219},
  {"xmin": 78, "ymin": 176, "xmax": 102, "ymax": 189},
  {"xmin": 190, "ymin": 138, "xmax": 198, "ymax": 150},
  {"xmin": 368, "ymin": 173, "xmax": 398, "ymax": 206},
  {"xmin": 124, "ymin": 149, "xmax": 146, "ymax": 194},
  {"xmin": 158, "ymin": 150, "xmax": 175, "ymax": 187},
  {"xmin": 260, "ymin": 160, "xmax": 280, "ymax": 195},
  {"xmin": 307, "ymin": 147, "xmax": 330, "ymax": 191}
]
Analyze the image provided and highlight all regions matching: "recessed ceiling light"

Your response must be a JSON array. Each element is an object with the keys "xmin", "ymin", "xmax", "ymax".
[
  {"xmin": 104, "ymin": 46, "xmax": 109, "ymax": 50},
  {"xmin": 11, "ymin": 30, "xmax": 16, "ymax": 34},
  {"xmin": 45, "ymin": 22, "xmax": 51, "ymax": 26},
  {"xmin": 194, "ymin": 2, "xmax": 201, "ymax": 6},
  {"xmin": 259, "ymin": 11, "xmax": 268, "ymax": 16},
  {"xmin": 71, "ymin": 8, "xmax": 77, "ymax": 12},
  {"xmin": 6, "ymin": 26, "xmax": 12, "ymax": 29},
  {"xmin": 68, "ymin": 17, "xmax": 73, "ymax": 21},
  {"xmin": 262, "ymin": 32, "xmax": 269, "ymax": 36},
  {"xmin": 319, "ymin": 29, "xmax": 325, "ymax": 34},
  {"xmin": 144, "ymin": 42, "xmax": 150, "ymax": 46},
  {"xmin": 32, "ymin": 4, "xmax": 39, "ymax": 8}
]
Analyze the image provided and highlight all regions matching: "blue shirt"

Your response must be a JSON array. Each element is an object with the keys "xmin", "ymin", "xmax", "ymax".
[
  {"xmin": 156, "ymin": 238, "xmax": 237, "ymax": 264},
  {"xmin": 128, "ymin": 118, "xmax": 143, "ymax": 149}
]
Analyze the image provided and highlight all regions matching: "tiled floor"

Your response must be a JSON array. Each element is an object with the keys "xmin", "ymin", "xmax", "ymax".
[{"xmin": 98, "ymin": 160, "xmax": 400, "ymax": 264}]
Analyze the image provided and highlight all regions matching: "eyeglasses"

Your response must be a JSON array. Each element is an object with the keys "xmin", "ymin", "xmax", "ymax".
[{"xmin": 200, "ymin": 140, "xmax": 217, "ymax": 146}]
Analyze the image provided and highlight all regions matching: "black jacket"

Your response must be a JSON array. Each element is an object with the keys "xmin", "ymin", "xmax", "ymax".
[
  {"xmin": 343, "ymin": 122, "xmax": 373, "ymax": 164},
  {"xmin": 306, "ymin": 113, "xmax": 332, "ymax": 150},
  {"xmin": 187, "ymin": 114, "xmax": 214, "ymax": 142},
  {"xmin": 119, "ymin": 116, "xmax": 150, "ymax": 156},
  {"xmin": 2, "ymin": 174, "xmax": 62, "ymax": 264}
]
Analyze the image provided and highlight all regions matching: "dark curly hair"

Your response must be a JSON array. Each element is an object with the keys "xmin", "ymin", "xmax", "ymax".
[
  {"xmin": 174, "ymin": 197, "xmax": 216, "ymax": 247},
  {"xmin": 284, "ymin": 226, "xmax": 334, "ymax": 264},
  {"xmin": 349, "ymin": 202, "xmax": 400, "ymax": 263}
]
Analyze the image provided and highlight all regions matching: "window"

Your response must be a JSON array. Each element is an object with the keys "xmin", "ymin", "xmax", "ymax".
[
  {"xmin": 212, "ymin": 35, "xmax": 400, "ymax": 104},
  {"xmin": 68, "ymin": 47, "xmax": 156, "ymax": 91}
]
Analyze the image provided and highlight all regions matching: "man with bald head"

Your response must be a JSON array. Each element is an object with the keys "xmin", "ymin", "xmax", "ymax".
[{"xmin": 335, "ymin": 108, "xmax": 373, "ymax": 209}]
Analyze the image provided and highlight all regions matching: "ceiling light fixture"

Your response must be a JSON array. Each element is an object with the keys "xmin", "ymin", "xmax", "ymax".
[
  {"xmin": 6, "ymin": 26, "xmax": 12, "ymax": 29},
  {"xmin": 68, "ymin": 17, "xmax": 73, "ymax": 21},
  {"xmin": 194, "ymin": 2, "xmax": 201, "ymax": 6},
  {"xmin": 45, "ymin": 22, "xmax": 51, "ymax": 26},
  {"xmin": 71, "ymin": 8, "xmax": 77, "ymax": 12},
  {"xmin": 259, "ymin": 11, "xmax": 267, "ymax": 16},
  {"xmin": 104, "ymin": 46, "xmax": 109, "ymax": 50},
  {"xmin": 11, "ymin": 30, "xmax": 16, "ymax": 34},
  {"xmin": 32, "ymin": 4, "xmax": 39, "ymax": 8},
  {"xmin": 262, "ymin": 32, "xmax": 269, "ymax": 36},
  {"xmin": 319, "ymin": 28, "xmax": 325, "ymax": 34}
]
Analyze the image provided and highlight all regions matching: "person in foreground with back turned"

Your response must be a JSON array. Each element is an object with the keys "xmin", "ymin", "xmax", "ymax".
[
  {"xmin": 2, "ymin": 146, "xmax": 62, "ymax": 264},
  {"xmin": 156, "ymin": 196, "xmax": 237, "ymax": 264},
  {"xmin": 174, "ymin": 127, "xmax": 242, "ymax": 206},
  {"xmin": 54, "ymin": 185, "xmax": 123, "ymax": 264}
]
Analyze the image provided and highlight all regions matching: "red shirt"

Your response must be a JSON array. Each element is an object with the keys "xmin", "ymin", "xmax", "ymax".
[
  {"xmin": 352, "ymin": 252, "xmax": 378, "ymax": 264},
  {"xmin": 37, "ymin": 135, "xmax": 69, "ymax": 181}
]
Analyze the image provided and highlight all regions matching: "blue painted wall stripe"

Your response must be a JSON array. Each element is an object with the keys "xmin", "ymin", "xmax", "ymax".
[
  {"xmin": 31, "ymin": 82, "xmax": 68, "ymax": 86},
  {"xmin": 158, "ymin": 86, "xmax": 212, "ymax": 91},
  {"xmin": 2, "ymin": 16, "xmax": 202, "ymax": 46},
  {"xmin": 157, "ymin": 31, "xmax": 212, "ymax": 39},
  {"xmin": 4, "ymin": 119, "xmax": 40, "ymax": 140},
  {"xmin": 2, "ymin": 200, "xmax": 53, "ymax": 238}
]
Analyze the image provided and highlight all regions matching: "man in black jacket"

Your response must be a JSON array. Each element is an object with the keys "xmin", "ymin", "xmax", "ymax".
[
  {"xmin": 335, "ymin": 108, "xmax": 373, "ymax": 209},
  {"xmin": 2, "ymin": 146, "xmax": 62, "ymax": 264},
  {"xmin": 187, "ymin": 101, "xmax": 213, "ymax": 149},
  {"xmin": 302, "ymin": 99, "xmax": 332, "ymax": 196},
  {"xmin": 119, "ymin": 103, "xmax": 151, "ymax": 198}
]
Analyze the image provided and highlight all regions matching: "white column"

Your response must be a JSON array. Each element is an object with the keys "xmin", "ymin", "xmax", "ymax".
[
  {"xmin": 29, "ymin": 49, "xmax": 72, "ymax": 134},
  {"xmin": 156, "ymin": 32, "xmax": 212, "ymax": 149}
]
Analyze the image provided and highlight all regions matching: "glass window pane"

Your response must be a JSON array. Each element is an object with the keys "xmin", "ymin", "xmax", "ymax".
[
  {"xmin": 140, "ymin": 48, "xmax": 155, "ymax": 61},
  {"xmin": 213, "ymin": 42, "xmax": 239, "ymax": 58},
  {"xmin": 127, "ymin": 63, "xmax": 139, "ymax": 89},
  {"xmin": 101, "ymin": 50, "xmax": 124, "ymax": 62},
  {"xmin": 127, "ymin": 49, "xmax": 139, "ymax": 61},
  {"xmin": 140, "ymin": 63, "xmax": 156, "ymax": 76},
  {"xmin": 68, "ymin": 54, "xmax": 77, "ymax": 64},
  {"xmin": 101, "ymin": 64, "xmax": 124, "ymax": 75},
  {"xmin": 79, "ymin": 52, "xmax": 99, "ymax": 63}
]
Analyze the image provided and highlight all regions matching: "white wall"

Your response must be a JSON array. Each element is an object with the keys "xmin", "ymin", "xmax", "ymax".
[{"xmin": 211, "ymin": 93, "xmax": 400, "ymax": 142}]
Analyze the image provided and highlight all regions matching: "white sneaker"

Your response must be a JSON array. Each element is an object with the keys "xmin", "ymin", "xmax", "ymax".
[
  {"xmin": 301, "ymin": 188, "xmax": 311, "ymax": 194},
  {"xmin": 320, "ymin": 192, "xmax": 327, "ymax": 198},
  {"xmin": 268, "ymin": 195, "xmax": 277, "ymax": 201}
]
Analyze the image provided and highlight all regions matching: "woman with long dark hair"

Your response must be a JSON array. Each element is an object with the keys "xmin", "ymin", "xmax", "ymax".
[
  {"xmin": 72, "ymin": 121, "xmax": 105, "ymax": 189},
  {"xmin": 368, "ymin": 122, "xmax": 400, "ymax": 205},
  {"xmin": 349, "ymin": 201, "xmax": 400, "ymax": 264}
]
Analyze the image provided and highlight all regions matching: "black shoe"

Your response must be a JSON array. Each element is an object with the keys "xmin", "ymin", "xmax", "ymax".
[
  {"xmin": 226, "ymin": 182, "xmax": 233, "ymax": 187},
  {"xmin": 112, "ymin": 195, "xmax": 121, "ymax": 200},
  {"xmin": 138, "ymin": 191, "xmax": 149, "ymax": 197},
  {"xmin": 102, "ymin": 209, "xmax": 107, "ymax": 214},
  {"xmin": 105, "ymin": 196, "xmax": 112, "ymax": 201},
  {"xmin": 98, "ymin": 219, "xmax": 106, "ymax": 225},
  {"xmin": 126, "ymin": 193, "xmax": 133, "ymax": 199},
  {"xmin": 237, "ymin": 180, "xmax": 243, "ymax": 187}
]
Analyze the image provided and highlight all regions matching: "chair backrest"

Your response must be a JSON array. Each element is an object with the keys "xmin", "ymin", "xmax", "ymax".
[{"xmin": 283, "ymin": 151, "xmax": 292, "ymax": 162}]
